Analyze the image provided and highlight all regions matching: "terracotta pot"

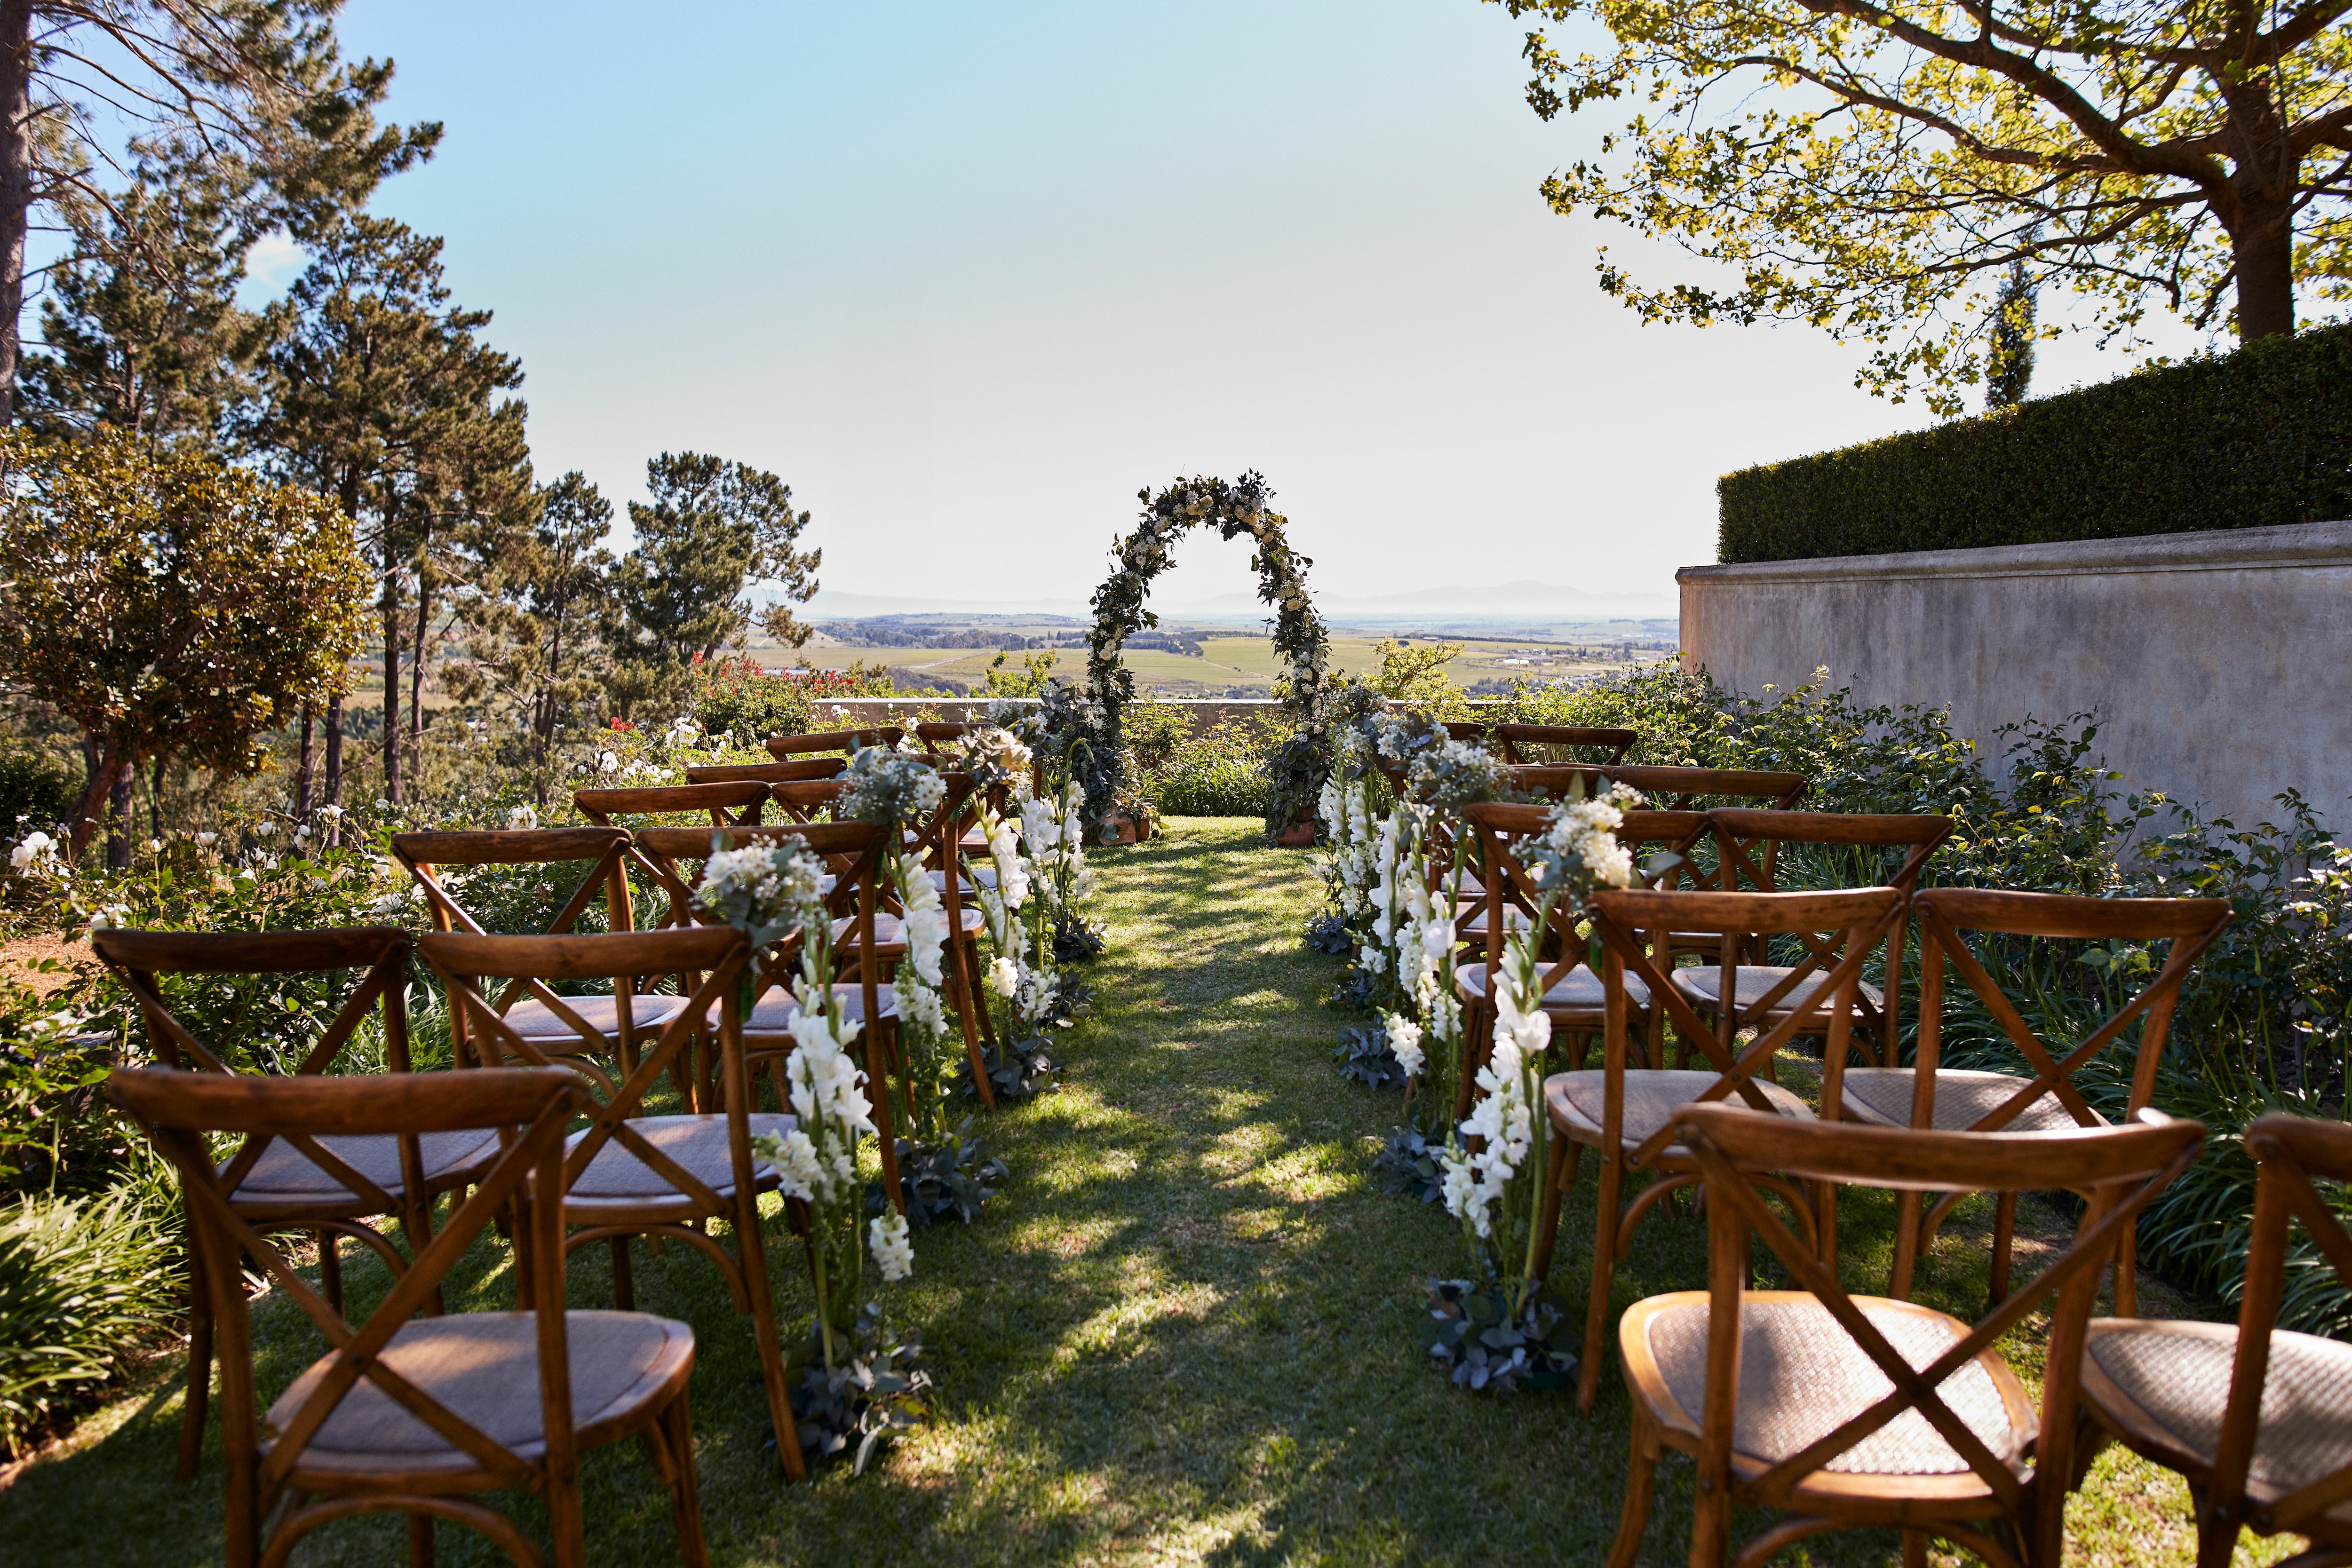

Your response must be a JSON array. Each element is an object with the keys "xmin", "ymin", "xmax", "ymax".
[
  {"xmin": 1096, "ymin": 813, "xmax": 1141, "ymax": 847},
  {"xmin": 1274, "ymin": 818, "xmax": 1316, "ymax": 847}
]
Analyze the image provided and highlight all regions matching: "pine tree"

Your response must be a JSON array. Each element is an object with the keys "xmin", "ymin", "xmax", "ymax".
[
  {"xmin": 447, "ymin": 471, "xmax": 614, "ymax": 802},
  {"xmin": 603, "ymin": 451, "xmax": 819, "ymax": 718},
  {"xmin": 1985, "ymin": 259, "xmax": 2038, "ymax": 410},
  {"xmin": 0, "ymin": 0, "xmax": 438, "ymax": 424},
  {"xmin": 237, "ymin": 215, "xmax": 530, "ymax": 808}
]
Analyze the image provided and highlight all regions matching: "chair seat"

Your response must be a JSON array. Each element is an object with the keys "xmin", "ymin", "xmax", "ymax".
[
  {"xmin": 1841, "ymin": 1068, "xmax": 2093, "ymax": 1133},
  {"xmin": 725, "ymin": 982, "xmax": 899, "ymax": 1039},
  {"xmin": 2081, "ymin": 1318, "xmax": 2352, "ymax": 1520},
  {"xmin": 1670, "ymin": 965, "xmax": 1883, "ymax": 1020},
  {"xmin": 831, "ymin": 912, "xmax": 905, "ymax": 950},
  {"xmin": 564, "ymin": 1112, "xmax": 795, "ymax": 1214},
  {"xmin": 227, "ymin": 1129, "xmax": 501, "ymax": 1212},
  {"xmin": 1547, "ymin": 1069, "xmax": 1812, "ymax": 1154},
  {"xmin": 1455, "ymin": 962, "xmax": 1650, "ymax": 1014},
  {"xmin": 267, "ymin": 1310, "xmax": 693, "ymax": 1479},
  {"xmin": 501, "ymin": 992, "xmax": 688, "ymax": 1047},
  {"xmin": 1455, "ymin": 905, "xmax": 1534, "ymax": 937},
  {"xmin": 1627, "ymin": 1291, "xmax": 2030, "ymax": 1480},
  {"xmin": 924, "ymin": 867, "xmax": 997, "ymax": 895}
]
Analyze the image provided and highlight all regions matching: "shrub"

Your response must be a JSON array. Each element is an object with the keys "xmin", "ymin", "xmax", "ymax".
[
  {"xmin": 1134, "ymin": 714, "xmax": 1280, "ymax": 819},
  {"xmin": 1716, "ymin": 321, "xmax": 2352, "ymax": 564},
  {"xmin": 0, "ymin": 1189, "xmax": 179, "ymax": 1456},
  {"xmin": 0, "ymin": 751, "xmax": 79, "ymax": 835}
]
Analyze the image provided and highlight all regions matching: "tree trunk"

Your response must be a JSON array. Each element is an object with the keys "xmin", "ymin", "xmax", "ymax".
[
  {"xmin": 295, "ymin": 705, "xmax": 316, "ymax": 816},
  {"xmin": 149, "ymin": 756, "xmax": 164, "ymax": 841},
  {"xmin": 382, "ymin": 543, "xmax": 403, "ymax": 805},
  {"xmin": 409, "ymin": 578, "xmax": 429, "ymax": 782},
  {"xmin": 2233, "ymin": 202, "xmax": 2296, "ymax": 341},
  {"xmin": 323, "ymin": 694, "xmax": 344, "ymax": 826},
  {"xmin": 66, "ymin": 741, "xmax": 122, "ymax": 863},
  {"xmin": 0, "ymin": 0, "xmax": 32, "ymax": 427},
  {"xmin": 106, "ymin": 768, "xmax": 132, "ymax": 870}
]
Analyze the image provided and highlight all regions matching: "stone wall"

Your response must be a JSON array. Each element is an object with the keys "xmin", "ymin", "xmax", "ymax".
[{"xmin": 1677, "ymin": 521, "xmax": 2352, "ymax": 831}]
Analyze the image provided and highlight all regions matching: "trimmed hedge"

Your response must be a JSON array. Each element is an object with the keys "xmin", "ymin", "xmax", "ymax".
[{"xmin": 1716, "ymin": 321, "xmax": 2352, "ymax": 563}]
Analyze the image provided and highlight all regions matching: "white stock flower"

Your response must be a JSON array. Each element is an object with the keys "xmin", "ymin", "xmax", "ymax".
[
  {"xmin": 869, "ymin": 1211, "xmax": 915, "ymax": 1283},
  {"xmin": 986, "ymin": 956, "xmax": 1021, "ymax": 998},
  {"xmin": 755, "ymin": 1126, "xmax": 825, "ymax": 1201},
  {"xmin": 903, "ymin": 906, "xmax": 949, "ymax": 985},
  {"xmin": 1386, "ymin": 1014, "xmax": 1426, "ymax": 1078}
]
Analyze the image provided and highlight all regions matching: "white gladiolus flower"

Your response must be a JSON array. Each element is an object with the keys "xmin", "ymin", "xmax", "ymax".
[
  {"xmin": 986, "ymin": 956, "xmax": 1020, "ymax": 998},
  {"xmin": 1386, "ymin": 1014, "xmax": 1425, "ymax": 1078},
  {"xmin": 869, "ymin": 1211, "xmax": 914, "ymax": 1282},
  {"xmin": 903, "ymin": 906, "xmax": 949, "ymax": 985},
  {"xmin": 755, "ymin": 1126, "xmax": 826, "ymax": 1201}
]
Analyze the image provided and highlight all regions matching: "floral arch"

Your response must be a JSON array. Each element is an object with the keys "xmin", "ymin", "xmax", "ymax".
[{"xmin": 1068, "ymin": 472, "xmax": 1329, "ymax": 841}]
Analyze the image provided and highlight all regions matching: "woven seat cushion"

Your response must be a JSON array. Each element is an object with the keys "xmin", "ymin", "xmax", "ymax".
[
  {"xmin": 2084, "ymin": 1321, "xmax": 2352, "ymax": 1507},
  {"xmin": 267, "ymin": 1309, "xmax": 691, "ymax": 1477},
  {"xmin": 730, "ymin": 982, "xmax": 898, "ymax": 1039},
  {"xmin": 1455, "ymin": 962, "xmax": 1651, "ymax": 1012},
  {"xmin": 1456, "ymin": 905, "xmax": 1534, "ymax": 937},
  {"xmin": 1645, "ymin": 1296, "xmax": 2026, "ymax": 1475},
  {"xmin": 1671, "ymin": 965, "xmax": 1883, "ymax": 1019},
  {"xmin": 227, "ymin": 1129, "xmax": 500, "ymax": 1209},
  {"xmin": 830, "ymin": 912, "xmax": 905, "ymax": 950},
  {"xmin": 501, "ymin": 993, "xmax": 687, "ymax": 1044},
  {"xmin": 1841, "ymin": 1068, "xmax": 2092, "ymax": 1133},
  {"xmin": 924, "ymin": 867, "xmax": 997, "ymax": 895},
  {"xmin": 1547, "ymin": 1068, "xmax": 1812, "ymax": 1152},
  {"xmin": 564, "ymin": 1112, "xmax": 795, "ymax": 1207}
]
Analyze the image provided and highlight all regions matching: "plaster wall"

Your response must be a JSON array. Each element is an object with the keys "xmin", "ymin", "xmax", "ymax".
[{"xmin": 1677, "ymin": 522, "xmax": 2352, "ymax": 831}]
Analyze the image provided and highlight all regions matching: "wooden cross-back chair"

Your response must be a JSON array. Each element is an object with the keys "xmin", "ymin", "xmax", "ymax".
[
  {"xmin": 574, "ymin": 781, "xmax": 769, "ymax": 828},
  {"xmin": 2081, "ymin": 1113, "xmax": 2352, "ymax": 1568},
  {"xmin": 625, "ymin": 821, "xmax": 919, "ymax": 1188},
  {"xmin": 1549, "ymin": 885, "xmax": 1907, "ymax": 1410},
  {"xmin": 1607, "ymin": 1105, "xmax": 2203, "ymax": 1568},
  {"xmin": 109, "ymin": 1065, "xmax": 709, "ymax": 1568},
  {"xmin": 1671, "ymin": 809, "xmax": 1952, "ymax": 1077},
  {"xmin": 1491, "ymin": 724, "xmax": 1638, "ymax": 766},
  {"xmin": 764, "ymin": 777, "xmax": 848, "ymax": 827},
  {"xmin": 418, "ymin": 925, "xmax": 813, "ymax": 1483},
  {"xmin": 1868, "ymin": 886, "xmax": 2233, "ymax": 1310},
  {"xmin": 392, "ymin": 828, "xmax": 687, "ymax": 1086},
  {"xmin": 1449, "ymin": 803, "xmax": 1712, "ymax": 1123},
  {"xmin": 683, "ymin": 758, "xmax": 845, "ymax": 788},
  {"xmin": 914, "ymin": 721, "xmax": 968, "ymax": 754},
  {"xmin": 91, "ymin": 927, "xmax": 489, "ymax": 1485},
  {"xmin": 766, "ymin": 726, "xmax": 901, "ymax": 760}
]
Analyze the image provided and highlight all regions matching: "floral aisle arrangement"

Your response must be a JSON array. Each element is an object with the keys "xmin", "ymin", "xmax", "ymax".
[
  {"xmin": 1077, "ymin": 473, "xmax": 1330, "ymax": 840},
  {"xmin": 970, "ymin": 795, "xmax": 1060, "ymax": 1099},
  {"xmin": 1422, "ymin": 781, "xmax": 1643, "ymax": 1394},
  {"xmin": 697, "ymin": 833, "xmax": 932, "ymax": 1471},
  {"xmin": 1026, "ymin": 768, "xmax": 1103, "ymax": 963}
]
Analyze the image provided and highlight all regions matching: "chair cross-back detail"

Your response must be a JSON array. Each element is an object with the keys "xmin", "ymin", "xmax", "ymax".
[
  {"xmin": 1508, "ymin": 763, "xmax": 1806, "ymax": 815},
  {"xmin": 767, "ymin": 726, "xmax": 902, "ymax": 760},
  {"xmin": 109, "ymin": 1065, "xmax": 709, "ymax": 1568},
  {"xmin": 1607, "ymin": 1105, "xmax": 2202, "ymax": 1568},
  {"xmin": 420, "ymin": 925, "xmax": 815, "ymax": 1481},
  {"xmin": 1450, "ymin": 803, "xmax": 1712, "ymax": 1123},
  {"xmin": 91, "ymin": 926, "xmax": 493, "ymax": 1484},
  {"xmin": 393, "ymin": 827, "xmax": 687, "ymax": 1083},
  {"xmin": 1877, "ymin": 887, "xmax": 2233, "ymax": 1309},
  {"xmin": 1550, "ymin": 885, "xmax": 1906, "ymax": 1410},
  {"xmin": 574, "ymin": 781, "xmax": 770, "ymax": 828},
  {"xmin": 1491, "ymin": 724, "xmax": 1638, "ymax": 767},
  {"xmin": 2081, "ymin": 1113, "xmax": 2352, "ymax": 1568},
  {"xmin": 1676, "ymin": 809, "xmax": 1951, "ymax": 1080}
]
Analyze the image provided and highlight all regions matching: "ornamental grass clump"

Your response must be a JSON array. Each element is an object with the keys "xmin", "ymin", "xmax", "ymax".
[{"xmin": 0, "ymin": 1190, "xmax": 178, "ymax": 1456}]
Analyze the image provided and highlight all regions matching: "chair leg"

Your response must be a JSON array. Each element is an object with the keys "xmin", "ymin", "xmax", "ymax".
[
  {"xmin": 1579, "ymin": 1153, "xmax": 1625, "ymax": 1412},
  {"xmin": 1531, "ymin": 1127, "xmax": 1573, "ymax": 1283},
  {"xmin": 317, "ymin": 1227, "xmax": 342, "ymax": 1316},
  {"xmin": 176, "ymin": 1238, "xmax": 212, "ymax": 1483},
  {"xmin": 662, "ymin": 1385, "xmax": 712, "ymax": 1567},
  {"xmin": 1901, "ymin": 1529, "xmax": 1927, "ymax": 1568},
  {"xmin": 610, "ymin": 1233, "xmax": 636, "ymax": 1311},
  {"xmin": 406, "ymin": 1513, "xmax": 434, "ymax": 1568},
  {"xmin": 733, "ymin": 1194, "xmax": 809, "ymax": 1481},
  {"xmin": 1604, "ymin": 1403, "xmax": 1663, "ymax": 1568},
  {"xmin": 1990, "ymin": 1189, "xmax": 2017, "ymax": 1306},
  {"xmin": 2115, "ymin": 1213, "xmax": 2139, "ymax": 1318},
  {"xmin": 947, "ymin": 932, "xmax": 997, "ymax": 1110}
]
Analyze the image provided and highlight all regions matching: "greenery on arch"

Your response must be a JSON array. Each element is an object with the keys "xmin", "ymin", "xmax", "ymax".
[{"xmin": 1068, "ymin": 473, "xmax": 1329, "ymax": 840}]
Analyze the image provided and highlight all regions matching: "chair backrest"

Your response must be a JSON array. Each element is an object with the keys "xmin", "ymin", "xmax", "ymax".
[
  {"xmin": 92, "ymin": 927, "xmax": 421, "ymax": 1215},
  {"xmin": 1911, "ymin": 887, "xmax": 2234, "ymax": 1125},
  {"xmin": 1458, "ymin": 802, "xmax": 1711, "ymax": 982},
  {"xmin": 1491, "ymin": 724, "xmax": 1638, "ymax": 766},
  {"xmin": 1442, "ymin": 721, "xmax": 1488, "ymax": 743},
  {"xmin": 108, "ymin": 1064, "xmax": 588, "ymax": 1552},
  {"xmin": 632, "ymin": 820, "xmax": 889, "ymax": 940},
  {"xmin": 915, "ymin": 721, "xmax": 968, "ymax": 755},
  {"xmin": 1511, "ymin": 763, "xmax": 1806, "ymax": 813},
  {"xmin": 574, "ymin": 780, "xmax": 768, "ymax": 828},
  {"xmin": 1671, "ymin": 1103, "xmax": 2203, "ymax": 1557},
  {"xmin": 767, "ymin": 727, "xmax": 902, "ymax": 759},
  {"xmin": 684, "ymin": 759, "xmax": 845, "ymax": 787},
  {"xmin": 1591, "ymin": 886, "xmax": 1906, "ymax": 1164},
  {"xmin": 390, "ymin": 828, "xmax": 637, "ymax": 939},
  {"xmin": 420, "ymin": 927, "xmax": 752, "ymax": 1201},
  {"xmin": 2201, "ymin": 1114, "xmax": 2352, "ymax": 1539},
  {"xmin": 764, "ymin": 777, "xmax": 850, "ymax": 826}
]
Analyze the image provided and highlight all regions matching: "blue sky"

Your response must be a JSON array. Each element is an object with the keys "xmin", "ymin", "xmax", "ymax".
[{"xmin": 314, "ymin": 0, "xmax": 2198, "ymax": 611}]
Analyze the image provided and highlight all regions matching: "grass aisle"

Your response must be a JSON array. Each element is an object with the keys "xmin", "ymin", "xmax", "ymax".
[{"xmin": 0, "ymin": 818, "xmax": 2280, "ymax": 1565}]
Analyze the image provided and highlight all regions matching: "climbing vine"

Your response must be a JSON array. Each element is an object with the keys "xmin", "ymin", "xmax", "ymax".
[{"xmin": 1071, "ymin": 472, "xmax": 1329, "ymax": 840}]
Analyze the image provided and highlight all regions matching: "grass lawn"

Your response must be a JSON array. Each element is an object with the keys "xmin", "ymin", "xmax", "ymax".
[{"xmin": 0, "ymin": 819, "xmax": 2296, "ymax": 1566}]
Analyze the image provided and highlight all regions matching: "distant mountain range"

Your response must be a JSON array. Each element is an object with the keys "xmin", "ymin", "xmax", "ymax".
[{"xmin": 799, "ymin": 579, "xmax": 1672, "ymax": 622}]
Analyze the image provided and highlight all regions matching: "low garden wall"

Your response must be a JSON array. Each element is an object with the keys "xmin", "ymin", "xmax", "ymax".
[
  {"xmin": 1678, "ymin": 520, "xmax": 2352, "ymax": 831},
  {"xmin": 811, "ymin": 697, "xmax": 1286, "ymax": 732}
]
